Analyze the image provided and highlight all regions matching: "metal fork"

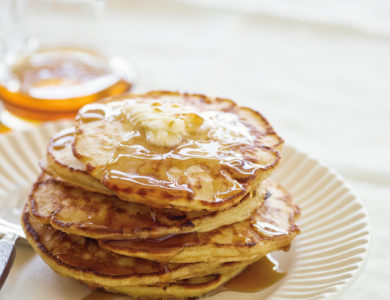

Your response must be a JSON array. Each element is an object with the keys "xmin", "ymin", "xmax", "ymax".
[
  {"xmin": 0, "ymin": 232, "xmax": 18, "ymax": 289},
  {"xmin": 0, "ymin": 186, "xmax": 27, "ymax": 289}
]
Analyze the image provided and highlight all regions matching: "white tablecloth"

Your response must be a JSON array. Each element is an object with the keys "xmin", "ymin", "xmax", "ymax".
[
  {"xmin": 104, "ymin": 1, "xmax": 390, "ymax": 298},
  {"xmin": 4, "ymin": 0, "xmax": 390, "ymax": 298}
]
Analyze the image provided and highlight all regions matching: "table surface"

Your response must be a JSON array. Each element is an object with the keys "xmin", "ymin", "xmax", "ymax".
[{"xmin": 1, "ymin": 0, "xmax": 389, "ymax": 298}]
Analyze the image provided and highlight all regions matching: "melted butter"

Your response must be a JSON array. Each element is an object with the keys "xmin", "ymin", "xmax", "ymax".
[
  {"xmin": 120, "ymin": 101, "xmax": 206, "ymax": 147},
  {"xmin": 78, "ymin": 98, "xmax": 271, "ymax": 203},
  {"xmin": 223, "ymin": 256, "xmax": 286, "ymax": 292},
  {"xmin": 51, "ymin": 127, "xmax": 75, "ymax": 150}
]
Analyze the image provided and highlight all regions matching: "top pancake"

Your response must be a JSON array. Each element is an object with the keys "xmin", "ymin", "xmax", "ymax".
[{"xmin": 73, "ymin": 91, "xmax": 282, "ymax": 211}]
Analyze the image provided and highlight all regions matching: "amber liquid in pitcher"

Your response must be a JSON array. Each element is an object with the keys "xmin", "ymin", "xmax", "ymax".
[{"xmin": 0, "ymin": 47, "xmax": 132, "ymax": 123}]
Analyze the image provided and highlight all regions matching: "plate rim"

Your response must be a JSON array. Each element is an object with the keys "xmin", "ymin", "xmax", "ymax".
[{"xmin": 280, "ymin": 144, "xmax": 371, "ymax": 300}]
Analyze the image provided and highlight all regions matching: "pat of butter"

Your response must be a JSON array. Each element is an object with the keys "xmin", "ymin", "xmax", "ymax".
[{"xmin": 123, "ymin": 101, "xmax": 205, "ymax": 147}]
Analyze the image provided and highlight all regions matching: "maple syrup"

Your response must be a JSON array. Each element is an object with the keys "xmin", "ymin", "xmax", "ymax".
[
  {"xmin": 76, "ymin": 98, "xmax": 272, "ymax": 206},
  {"xmin": 0, "ymin": 122, "xmax": 10, "ymax": 134},
  {"xmin": 51, "ymin": 127, "xmax": 75, "ymax": 150},
  {"xmin": 82, "ymin": 290, "xmax": 118, "ymax": 300},
  {"xmin": 0, "ymin": 47, "xmax": 132, "ymax": 125},
  {"xmin": 223, "ymin": 256, "xmax": 286, "ymax": 292}
]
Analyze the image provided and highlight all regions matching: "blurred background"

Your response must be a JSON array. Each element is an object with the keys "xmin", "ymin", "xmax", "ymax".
[{"xmin": 0, "ymin": 0, "xmax": 389, "ymax": 298}]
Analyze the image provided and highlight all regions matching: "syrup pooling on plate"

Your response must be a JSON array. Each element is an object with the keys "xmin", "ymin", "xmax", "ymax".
[
  {"xmin": 81, "ymin": 291, "xmax": 117, "ymax": 300},
  {"xmin": 223, "ymin": 256, "xmax": 286, "ymax": 292},
  {"xmin": 77, "ymin": 98, "xmax": 278, "ymax": 203}
]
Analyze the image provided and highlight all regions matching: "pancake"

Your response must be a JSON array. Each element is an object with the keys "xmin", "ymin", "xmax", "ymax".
[
  {"xmin": 41, "ymin": 127, "xmax": 114, "ymax": 195},
  {"xmin": 100, "ymin": 268, "xmax": 248, "ymax": 299},
  {"xmin": 22, "ymin": 207, "xmax": 254, "ymax": 288},
  {"xmin": 29, "ymin": 173, "xmax": 263, "ymax": 240},
  {"xmin": 73, "ymin": 91, "xmax": 282, "ymax": 211},
  {"xmin": 99, "ymin": 180, "xmax": 300, "ymax": 263}
]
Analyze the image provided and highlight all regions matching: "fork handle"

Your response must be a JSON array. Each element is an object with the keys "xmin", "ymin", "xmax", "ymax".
[{"xmin": 0, "ymin": 233, "xmax": 17, "ymax": 289}]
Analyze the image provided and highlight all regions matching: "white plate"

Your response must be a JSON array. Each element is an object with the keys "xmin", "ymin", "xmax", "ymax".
[{"xmin": 0, "ymin": 123, "xmax": 370, "ymax": 300}]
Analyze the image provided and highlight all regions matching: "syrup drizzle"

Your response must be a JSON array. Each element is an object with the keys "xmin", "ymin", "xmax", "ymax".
[
  {"xmin": 252, "ymin": 222, "xmax": 288, "ymax": 237},
  {"xmin": 77, "ymin": 99, "xmax": 274, "ymax": 204},
  {"xmin": 51, "ymin": 127, "xmax": 75, "ymax": 150},
  {"xmin": 77, "ymin": 104, "xmax": 108, "ymax": 123}
]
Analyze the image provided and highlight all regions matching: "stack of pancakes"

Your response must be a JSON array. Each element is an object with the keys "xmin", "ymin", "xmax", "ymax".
[{"xmin": 22, "ymin": 91, "xmax": 300, "ymax": 299}]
